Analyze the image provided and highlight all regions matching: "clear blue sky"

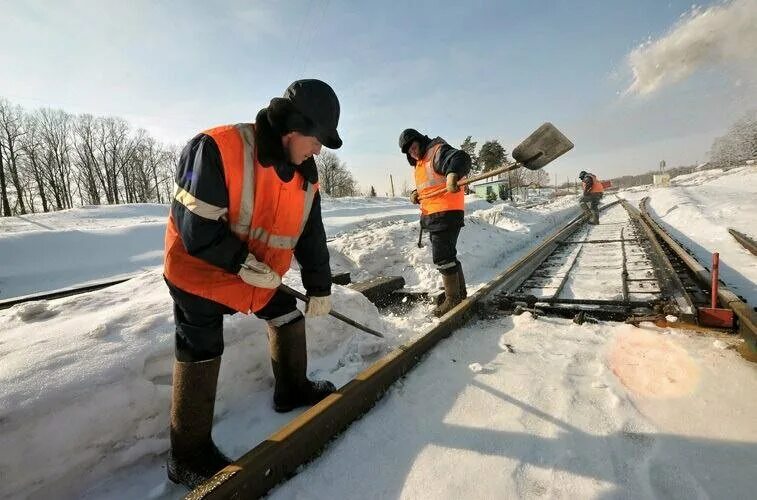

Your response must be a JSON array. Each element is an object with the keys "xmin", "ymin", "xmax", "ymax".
[{"xmin": 2, "ymin": 0, "xmax": 755, "ymax": 194}]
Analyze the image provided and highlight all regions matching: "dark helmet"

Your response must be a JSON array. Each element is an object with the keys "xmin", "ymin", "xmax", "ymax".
[
  {"xmin": 399, "ymin": 128, "xmax": 424, "ymax": 154},
  {"xmin": 579, "ymin": 170, "xmax": 588, "ymax": 180}
]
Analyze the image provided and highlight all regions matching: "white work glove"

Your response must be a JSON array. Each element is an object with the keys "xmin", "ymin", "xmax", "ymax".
[
  {"xmin": 238, "ymin": 254, "xmax": 281, "ymax": 289},
  {"xmin": 305, "ymin": 295, "xmax": 331, "ymax": 317},
  {"xmin": 446, "ymin": 173, "xmax": 460, "ymax": 193}
]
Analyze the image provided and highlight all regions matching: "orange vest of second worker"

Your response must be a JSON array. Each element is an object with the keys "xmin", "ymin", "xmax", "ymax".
[
  {"xmin": 583, "ymin": 173, "xmax": 605, "ymax": 194},
  {"xmin": 164, "ymin": 124, "xmax": 318, "ymax": 313},
  {"xmin": 414, "ymin": 142, "xmax": 465, "ymax": 215}
]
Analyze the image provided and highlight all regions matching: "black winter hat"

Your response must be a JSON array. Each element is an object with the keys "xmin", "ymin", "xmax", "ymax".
[
  {"xmin": 399, "ymin": 128, "xmax": 425, "ymax": 154},
  {"xmin": 274, "ymin": 79, "xmax": 342, "ymax": 149},
  {"xmin": 579, "ymin": 170, "xmax": 588, "ymax": 179}
]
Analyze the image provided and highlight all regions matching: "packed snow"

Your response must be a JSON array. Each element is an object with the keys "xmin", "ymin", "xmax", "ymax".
[
  {"xmin": 621, "ymin": 166, "xmax": 757, "ymax": 305},
  {"xmin": 1, "ymin": 174, "xmax": 755, "ymax": 499},
  {"xmin": 269, "ymin": 314, "xmax": 756, "ymax": 500}
]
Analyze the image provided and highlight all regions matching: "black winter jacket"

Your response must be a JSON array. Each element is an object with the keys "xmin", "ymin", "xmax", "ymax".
[
  {"xmin": 169, "ymin": 108, "xmax": 331, "ymax": 298},
  {"xmin": 413, "ymin": 137, "xmax": 472, "ymax": 232}
]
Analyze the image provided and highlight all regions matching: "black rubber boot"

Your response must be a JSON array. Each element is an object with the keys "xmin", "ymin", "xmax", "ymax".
[
  {"xmin": 458, "ymin": 263, "xmax": 467, "ymax": 300},
  {"xmin": 268, "ymin": 317, "xmax": 336, "ymax": 413},
  {"xmin": 433, "ymin": 264, "xmax": 464, "ymax": 317},
  {"xmin": 167, "ymin": 357, "xmax": 231, "ymax": 489}
]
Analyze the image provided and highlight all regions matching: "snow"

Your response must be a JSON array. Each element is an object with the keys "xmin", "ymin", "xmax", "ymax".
[
  {"xmin": 1, "ymin": 174, "xmax": 755, "ymax": 499},
  {"xmin": 0, "ymin": 194, "xmax": 579, "ymax": 499},
  {"xmin": 268, "ymin": 313, "xmax": 757, "ymax": 499},
  {"xmin": 621, "ymin": 166, "xmax": 757, "ymax": 305}
]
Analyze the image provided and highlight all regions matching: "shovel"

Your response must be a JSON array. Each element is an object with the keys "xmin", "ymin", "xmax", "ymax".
[{"xmin": 419, "ymin": 122, "xmax": 574, "ymax": 201}]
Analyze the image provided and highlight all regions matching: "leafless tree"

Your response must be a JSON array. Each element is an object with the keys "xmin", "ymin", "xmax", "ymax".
[
  {"xmin": 315, "ymin": 151, "xmax": 358, "ymax": 197},
  {"xmin": 0, "ymin": 99, "xmax": 29, "ymax": 214}
]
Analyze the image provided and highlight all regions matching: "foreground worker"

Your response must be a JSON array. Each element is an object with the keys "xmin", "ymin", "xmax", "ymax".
[
  {"xmin": 578, "ymin": 170, "xmax": 604, "ymax": 224},
  {"xmin": 163, "ymin": 79, "xmax": 341, "ymax": 488},
  {"xmin": 399, "ymin": 129, "xmax": 472, "ymax": 316}
]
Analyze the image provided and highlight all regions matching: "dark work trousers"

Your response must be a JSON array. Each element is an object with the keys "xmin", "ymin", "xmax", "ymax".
[
  {"xmin": 429, "ymin": 227, "xmax": 462, "ymax": 275},
  {"xmin": 165, "ymin": 278, "xmax": 302, "ymax": 362}
]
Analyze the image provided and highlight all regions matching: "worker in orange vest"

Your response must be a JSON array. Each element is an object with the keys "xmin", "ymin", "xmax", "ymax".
[
  {"xmin": 163, "ymin": 80, "xmax": 341, "ymax": 488},
  {"xmin": 579, "ymin": 170, "xmax": 604, "ymax": 224},
  {"xmin": 399, "ymin": 129, "xmax": 472, "ymax": 316}
]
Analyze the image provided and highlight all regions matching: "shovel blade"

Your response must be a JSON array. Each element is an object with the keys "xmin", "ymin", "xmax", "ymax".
[{"xmin": 512, "ymin": 122, "xmax": 574, "ymax": 170}]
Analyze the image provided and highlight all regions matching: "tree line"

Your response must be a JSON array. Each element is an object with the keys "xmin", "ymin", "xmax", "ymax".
[{"xmin": 0, "ymin": 97, "xmax": 179, "ymax": 216}]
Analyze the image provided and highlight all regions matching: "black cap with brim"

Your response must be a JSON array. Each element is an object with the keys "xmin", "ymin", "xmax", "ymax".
[
  {"xmin": 283, "ymin": 79, "xmax": 343, "ymax": 150},
  {"xmin": 314, "ymin": 126, "xmax": 342, "ymax": 150}
]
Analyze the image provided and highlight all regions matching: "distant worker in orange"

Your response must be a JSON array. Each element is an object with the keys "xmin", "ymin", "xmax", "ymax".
[{"xmin": 578, "ymin": 170, "xmax": 604, "ymax": 224}]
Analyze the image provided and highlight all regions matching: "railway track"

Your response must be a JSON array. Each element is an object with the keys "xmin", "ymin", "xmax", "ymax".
[{"xmin": 187, "ymin": 198, "xmax": 756, "ymax": 499}]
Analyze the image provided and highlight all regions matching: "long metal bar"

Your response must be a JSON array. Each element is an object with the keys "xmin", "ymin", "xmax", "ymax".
[
  {"xmin": 278, "ymin": 284, "xmax": 385, "ymax": 338},
  {"xmin": 620, "ymin": 227, "xmax": 630, "ymax": 303},
  {"xmin": 728, "ymin": 228, "xmax": 757, "ymax": 256},
  {"xmin": 504, "ymin": 295, "xmax": 652, "ymax": 308},
  {"xmin": 0, "ymin": 277, "xmax": 133, "ymax": 310},
  {"xmin": 559, "ymin": 238, "xmax": 640, "ymax": 244}
]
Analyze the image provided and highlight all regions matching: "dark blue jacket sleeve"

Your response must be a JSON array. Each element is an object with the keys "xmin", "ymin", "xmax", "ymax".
[
  {"xmin": 171, "ymin": 134, "xmax": 248, "ymax": 273},
  {"xmin": 434, "ymin": 145, "xmax": 472, "ymax": 177},
  {"xmin": 294, "ymin": 191, "xmax": 332, "ymax": 297}
]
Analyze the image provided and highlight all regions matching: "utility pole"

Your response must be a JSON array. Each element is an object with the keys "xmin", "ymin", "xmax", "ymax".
[{"xmin": 389, "ymin": 174, "xmax": 395, "ymax": 197}]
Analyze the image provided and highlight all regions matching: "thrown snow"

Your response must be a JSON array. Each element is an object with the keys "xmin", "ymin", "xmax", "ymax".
[{"xmin": 626, "ymin": 0, "xmax": 757, "ymax": 95}]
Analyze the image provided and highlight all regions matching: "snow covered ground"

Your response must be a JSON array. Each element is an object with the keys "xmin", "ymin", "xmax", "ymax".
[
  {"xmin": 269, "ymin": 314, "xmax": 757, "ymax": 500},
  {"xmin": 620, "ymin": 166, "xmax": 757, "ymax": 305},
  {"xmin": 1, "ymin": 175, "xmax": 754, "ymax": 499},
  {"xmin": 0, "ymin": 195, "xmax": 579, "ymax": 499}
]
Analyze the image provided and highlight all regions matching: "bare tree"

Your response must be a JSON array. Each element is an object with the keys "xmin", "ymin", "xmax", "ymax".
[
  {"xmin": 19, "ymin": 113, "xmax": 50, "ymax": 212},
  {"xmin": 0, "ymin": 99, "xmax": 28, "ymax": 213},
  {"xmin": 315, "ymin": 151, "xmax": 358, "ymax": 197},
  {"xmin": 0, "ymin": 139, "xmax": 10, "ymax": 216},
  {"xmin": 38, "ymin": 108, "xmax": 75, "ymax": 210}
]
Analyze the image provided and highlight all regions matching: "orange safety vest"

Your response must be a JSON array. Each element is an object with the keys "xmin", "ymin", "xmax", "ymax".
[
  {"xmin": 164, "ymin": 123, "xmax": 318, "ymax": 313},
  {"xmin": 414, "ymin": 142, "xmax": 465, "ymax": 215},
  {"xmin": 583, "ymin": 173, "xmax": 604, "ymax": 194}
]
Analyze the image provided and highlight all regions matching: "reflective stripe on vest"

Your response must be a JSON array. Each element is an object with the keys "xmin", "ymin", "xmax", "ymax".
[
  {"xmin": 163, "ymin": 123, "xmax": 318, "ymax": 313},
  {"xmin": 415, "ymin": 142, "xmax": 465, "ymax": 215}
]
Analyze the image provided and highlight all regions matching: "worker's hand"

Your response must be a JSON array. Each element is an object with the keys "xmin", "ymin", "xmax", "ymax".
[
  {"xmin": 410, "ymin": 190, "xmax": 420, "ymax": 204},
  {"xmin": 238, "ymin": 254, "xmax": 281, "ymax": 289},
  {"xmin": 305, "ymin": 295, "xmax": 331, "ymax": 317},
  {"xmin": 446, "ymin": 173, "xmax": 460, "ymax": 193}
]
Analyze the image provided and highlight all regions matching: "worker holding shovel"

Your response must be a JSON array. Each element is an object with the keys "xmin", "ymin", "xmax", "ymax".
[
  {"xmin": 399, "ymin": 129, "xmax": 472, "ymax": 317},
  {"xmin": 400, "ymin": 123, "xmax": 575, "ymax": 317}
]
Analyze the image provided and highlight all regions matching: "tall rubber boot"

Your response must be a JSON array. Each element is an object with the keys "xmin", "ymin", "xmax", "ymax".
[
  {"xmin": 433, "ymin": 264, "xmax": 464, "ymax": 317},
  {"xmin": 458, "ymin": 263, "xmax": 467, "ymax": 300},
  {"xmin": 167, "ymin": 357, "xmax": 231, "ymax": 489},
  {"xmin": 591, "ymin": 208, "xmax": 600, "ymax": 225},
  {"xmin": 268, "ymin": 317, "xmax": 336, "ymax": 413}
]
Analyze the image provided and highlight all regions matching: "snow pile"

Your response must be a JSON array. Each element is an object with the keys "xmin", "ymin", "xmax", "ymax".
[
  {"xmin": 329, "ymin": 195, "xmax": 579, "ymax": 292},
  {"xmin": 626, "ymin": 0, "xmax": 757, "ymax": 95},
  {"xmin": 0, "ymin": 271, "xmax": 397, "ymax": 500},
  {"xmin": 621, "ymin": 165, "xmax": 757, "ymax": 304},
  {"xmin": 269, "ymin": 314, "xmax": 757, "ymax": 499}
]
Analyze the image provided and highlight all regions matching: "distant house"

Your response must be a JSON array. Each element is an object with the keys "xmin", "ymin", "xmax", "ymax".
[
  {"xmin": 471, "ymin": 178, "xmax": 555, "ymax": 201},
  {"xmin": 472, "ymin": 179, "xmax": 511, "ymax": 200}
]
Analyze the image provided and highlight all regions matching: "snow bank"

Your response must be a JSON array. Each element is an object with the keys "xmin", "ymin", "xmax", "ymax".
[{"xmin": 621, "ymin": 166, "xmax": 757, "ymax": 304}]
